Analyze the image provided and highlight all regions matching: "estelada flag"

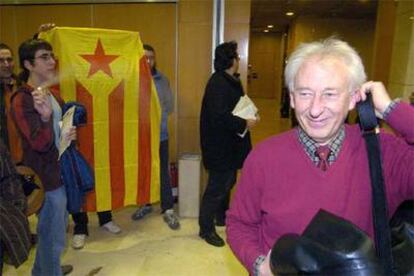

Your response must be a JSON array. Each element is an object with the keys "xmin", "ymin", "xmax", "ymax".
[{"xmin": 40, "ymin": 27, "xmax": 161, "ymax": 212}]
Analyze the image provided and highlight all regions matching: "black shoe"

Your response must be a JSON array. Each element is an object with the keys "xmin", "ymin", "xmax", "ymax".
[
  {"xmin": 199, "ymin": 231, "xmax": 225, "ymax": 247},
  {"xmin": 61, "ymin": 264, "xmax": 73, "ymax": 275}
]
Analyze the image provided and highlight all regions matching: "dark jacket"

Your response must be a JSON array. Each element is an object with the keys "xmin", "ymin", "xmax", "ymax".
[
  {"xmin": 0, "ymin": 139, "xmax": 31, "ymax": 268},
  {"xmin": 60, "ymin": 102, "xmax": 94, "ymax": 213},
  {"xmin": 11, "ymin": 84, "xmax": 63, "ymax": 191},
  {"xmin": 200, "ymin": 71, "xmax": 252, "ymax": 171}
]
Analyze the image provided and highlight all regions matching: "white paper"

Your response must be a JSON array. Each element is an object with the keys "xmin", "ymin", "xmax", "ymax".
[
  {"xmin": 232, "ymin": 95, "xmax": 258, "ymax": 120},
  {"xmin": 58, "ymin": 106, "xmax": 75, "ymax": 159}
]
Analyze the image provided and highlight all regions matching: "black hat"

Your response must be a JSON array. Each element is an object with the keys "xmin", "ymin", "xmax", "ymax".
[{"xmin": 270, "ymin": 209, "xmax": 385, "ymax": 275}]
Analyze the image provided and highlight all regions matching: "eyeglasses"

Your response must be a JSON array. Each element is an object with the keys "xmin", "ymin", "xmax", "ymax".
[
  {"xmin": 34, "ymin": 53, "xmax": 55, "ymax": 61},
  {"xmin": 0, "ymin": 57, "xmax": 13, "ymax": 64}
]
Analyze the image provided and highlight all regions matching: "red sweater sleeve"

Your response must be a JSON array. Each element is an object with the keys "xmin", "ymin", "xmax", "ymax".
[
  {"xmin": 226, "ymin": 151, "xmax": 267, "ymax": 274},
  {"xmin": 11, "ymin": 91, "xmax": 55, "ymax": 152}
]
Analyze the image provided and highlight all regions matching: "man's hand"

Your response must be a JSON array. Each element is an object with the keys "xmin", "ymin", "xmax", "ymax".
[
  {"xmin": 38, "ymin": 23, "xmax": 56, "ymax": 33},
  {"xmin": 247, "ymin": 114, "xmax": 260, "ymax": 130},
  {"xmin": 32, "ymin": 87, "xmax": 52, "ymax": 122},
  {"xmin": 258, "ymin": 250, "xmax": 273, "ymax": 276},
  {"xmin": 355, "ymin": 81, "xmax": 392, "ymax": 119}
]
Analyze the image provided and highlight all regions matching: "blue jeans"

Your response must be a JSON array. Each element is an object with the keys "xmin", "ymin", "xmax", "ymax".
[
  {"xmin": 32, "ymin": 186, "xmax": 68, "ymax": 276},
  {"xmin": 160, "ymin": 140, "xmax": 174, "ymax": 211}
]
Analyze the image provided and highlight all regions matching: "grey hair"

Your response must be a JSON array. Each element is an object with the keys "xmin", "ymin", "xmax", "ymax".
[{"xmin": 284, "ymin": 38, "xmax": 366, "ymax": 93}]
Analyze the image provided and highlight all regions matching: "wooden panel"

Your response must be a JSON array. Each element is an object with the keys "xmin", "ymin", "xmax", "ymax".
[
  {"xmin": 178, "ymin": 0, "xmax": 213, "ymax": 23},
  {"xmin": 248, "ymin": 33, "xmax": 283, "ymax": 99},
  {"xmin": 225, "ymin": 0, "xmax": 250, "ymax": 24},
  {"xmin": 178, "ymin": 23, "xmax": 211, "ymax": 119},
  {"xmin": 177, "ymin": 0, "xmax": 212, "ymax": 155},
  {"xmin": 224, "ymin": 0, "xmax": 250, "ymax": 89},
  {"xmin": 177, "ymin": 118, "xmax": 200, "ymax": 154},
  {"xmin": 372, "ymin": 0, "xmax": 397, "ymax": 86},
  {"xmin": 1, "ymin": 5, "xmax": 92, "ymax": 54},
  {"xmin": 291, "ymin": 17, "xmax": 376, "ymax": 78},
  {"xmin": 0, "ymin": 6, "xmax": 16, "ymax": 48}
]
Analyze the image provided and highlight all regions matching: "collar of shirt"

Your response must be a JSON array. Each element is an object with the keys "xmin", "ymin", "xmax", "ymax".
[{"xmin": 297, "ymin": 126, "xmax": 345, "ymax": 165}]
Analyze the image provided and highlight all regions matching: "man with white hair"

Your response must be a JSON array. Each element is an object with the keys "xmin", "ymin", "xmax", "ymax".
[{"xmin": 226, "ymin": 38, "xmax": 414, "ymax": 275}]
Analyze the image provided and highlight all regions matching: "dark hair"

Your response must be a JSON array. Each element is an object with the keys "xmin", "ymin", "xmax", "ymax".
[
  {"xmin": 0, "ymin": 43, "xmax": 12, "ymax": 53},
  {"xmin": 214, "ymin": 41, "xmax": 238, "ymax": 71},
  {"xmin": 143, "ymin": 44, "xmax": 155, "ymax": 52},
  {"xmin": 18, "ymin": 38, "xmax": 53, "ymax": 83}
]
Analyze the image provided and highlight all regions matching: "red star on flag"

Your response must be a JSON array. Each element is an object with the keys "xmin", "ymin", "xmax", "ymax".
[{"xmin": 80, "ymin": 39, "xmax": 119, "ymax": 78}]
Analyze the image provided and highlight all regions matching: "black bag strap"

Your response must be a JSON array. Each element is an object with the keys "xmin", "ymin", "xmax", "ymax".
[{"xmin": 357, "ymin": 93, "xmax": 395, "ymax": 275}]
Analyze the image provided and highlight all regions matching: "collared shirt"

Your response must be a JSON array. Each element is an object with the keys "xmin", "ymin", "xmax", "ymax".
[{"xmin": 298, "ymin": 126, "xmax": 345, "ymax": 165}]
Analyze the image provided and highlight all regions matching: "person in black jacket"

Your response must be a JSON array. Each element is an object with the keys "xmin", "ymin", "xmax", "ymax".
[{"xmin": 199, "ymin": 41, "xmax": 258, "ymax": 247}]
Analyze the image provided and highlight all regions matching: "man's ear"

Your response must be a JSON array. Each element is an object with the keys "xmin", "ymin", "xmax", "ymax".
[
  {"xmin": 348, "ymin": 91, "xmax": 358, "ymax": 111},
  {"xmin": 23, "ymin": 60, "xmax": 33, "ymax": 72},
  {"xmin": 289, "ymin": 92, "xmax": 295, "ymax": 109}
]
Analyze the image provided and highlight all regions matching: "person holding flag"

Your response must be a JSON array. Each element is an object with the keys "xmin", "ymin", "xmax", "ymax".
[{"xmin": 131, "ymin": 44, "xmax": 180, "ymax": 230}]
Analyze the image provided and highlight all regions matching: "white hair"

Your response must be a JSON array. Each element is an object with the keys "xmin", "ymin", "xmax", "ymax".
[{"xmin": 284, "ymin": 38, "xmax": 367, "ymax": 93}]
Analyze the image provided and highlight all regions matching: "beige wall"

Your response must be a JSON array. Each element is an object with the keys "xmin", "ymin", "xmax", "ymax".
[
  {"xmin": 288, "ymin": 17, "xmax": 376, "ymax": 78},
  {"xmin": 372, "ymin": 0, "xmax": 397, "ymax": 87},
  {"xmin": 388, "ymin": 0, "xmax": 414, "ymax": 100},
  {"xmin": 176, "ymin": 0, "xmax": 212, "ymax": 157},
  {"xmin": 224, "ymin": 0, "xmax": 250, "ymax": 87},
  {"xmin": 0, "ymin": 2, "xmax": 178, "ymax": 159}
]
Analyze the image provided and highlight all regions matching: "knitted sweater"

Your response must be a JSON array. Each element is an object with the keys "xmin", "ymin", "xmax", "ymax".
[{"xmin": 226, "ymin": 102, "xmax": 414, "ymax": 274}]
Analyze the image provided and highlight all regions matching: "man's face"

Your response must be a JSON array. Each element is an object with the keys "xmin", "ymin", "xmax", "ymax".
[
  {"xmin": 144, "ymin": 49, "xmax": 155, "ymax": 70},
  {"xmin": 25, "ymin": 49, "xmax": 56, "ymax": 83},
  {"xmin": 290, "ymin": 56, "xmax": 356, "ymax": 145},
  {"xmin": 0, "ymin": 49, "xmax": 14, "ymax": 79}
]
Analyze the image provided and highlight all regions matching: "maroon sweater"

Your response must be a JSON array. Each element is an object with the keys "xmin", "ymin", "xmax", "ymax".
[
  {"xmin": 226, "ymin": 102, "xmax": 414, "ymax": 274},
  {"xmin": 11, "ymin": 84, "xmax": 63, "ymax": 191}
]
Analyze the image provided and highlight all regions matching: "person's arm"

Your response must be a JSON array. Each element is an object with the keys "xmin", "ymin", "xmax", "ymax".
[
  {"xmin": 33, "ymin": 23, "xmax": 56, "ymax": 39},
  {"xmin": 11, "ymin": 91, "xmax": 55, "ymax": 152},
  {"xmin": 205, "ymin": 81, "xmax": 248, "ymax": 135},
  {"xmin": 357, "ymin": 81, "xmax": 414, "ymax": 143},
  {"xmin": 226, "ymin": 151, "xmax": 267, "ymax": 274},
  {"xmin": 359, "ymin": 82, "xmax": 414, "ymax": 201}
]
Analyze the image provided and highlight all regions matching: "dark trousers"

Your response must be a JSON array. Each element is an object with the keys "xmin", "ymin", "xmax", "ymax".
[
  {"xmin": 160, "ymin": 140, "xmax": 174, "ymax": 212},
  {"xmin": 72, "ymin": 211, "xmax": 112, "ymax": 235},
  {"xmin": 199, "ymin": 169, "xmax": 237, "ymax": 234}
]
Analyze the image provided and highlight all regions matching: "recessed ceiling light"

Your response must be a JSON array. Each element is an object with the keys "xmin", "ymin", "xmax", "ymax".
[
  {"xmin": 286, "ymin": 11, "xmax": 294, "ymax": 16},
  {"xmin": 410, "ymin": 16, "xmax": 414, "ymax": 20},
  {"xmin": 263, "ymin": 29, "xmax": 269, "ymax": 33},
  {"xmin": 267, "ymin": 25, "xmax": 274, "ymax": 28}
]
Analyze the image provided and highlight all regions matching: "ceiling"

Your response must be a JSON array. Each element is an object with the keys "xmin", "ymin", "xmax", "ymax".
[{"xmin": 250, "ymin": 0, "xmax": 379, "ymax": 33}]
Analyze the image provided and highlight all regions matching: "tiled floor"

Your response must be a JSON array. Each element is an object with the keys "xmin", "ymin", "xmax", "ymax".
[{"xmin": 3, "ymin": 98, "xmax": 291, "ymax": 276}]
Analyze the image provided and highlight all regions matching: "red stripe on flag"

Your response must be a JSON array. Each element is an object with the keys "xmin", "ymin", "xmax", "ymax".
[
  {"xmin": 137, "ymin": 57, "xmax": 152, "ymax": 204},
  {"xmin": 109, "ymin": 81, "xmax": 125, "ymax": 209},
  {"xmin": 76, "ymin": 81, "xmax": 97, "ymax": 212}
]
